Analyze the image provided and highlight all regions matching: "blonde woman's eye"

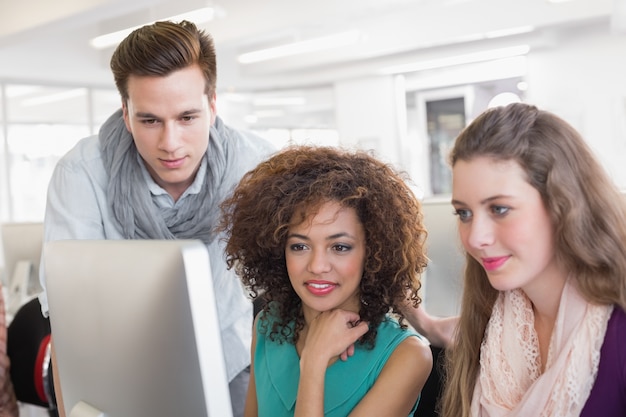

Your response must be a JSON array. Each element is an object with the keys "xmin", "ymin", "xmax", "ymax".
[
  {"xmin": 453, "ymin": 209, "xmax": 471, "ymax": 223},
  {"xmin": 492, "ymin": 205, "xmax": 510, "ymax": 216}
]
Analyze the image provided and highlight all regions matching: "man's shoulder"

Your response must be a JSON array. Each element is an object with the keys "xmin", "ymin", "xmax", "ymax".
[
  {"xmin": 225, "ymin": 124, "xmax": 275, "ymax": 155},
  {"xmin": 56, "ymin": 135, "xmax": 104, "ymax": 171}
]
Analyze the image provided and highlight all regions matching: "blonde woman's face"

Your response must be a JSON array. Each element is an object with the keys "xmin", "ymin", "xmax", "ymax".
[{"xmin": 451, "ymin": 157, "xmax": 566, "ymax": 297}]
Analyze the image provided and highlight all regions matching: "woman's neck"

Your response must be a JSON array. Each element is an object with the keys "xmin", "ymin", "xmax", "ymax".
[{"xmin": 524, "ymin": 270, "xmax": 568, "ymax": 371}]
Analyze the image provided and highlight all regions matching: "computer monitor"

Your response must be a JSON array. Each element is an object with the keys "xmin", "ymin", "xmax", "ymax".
[
  {"xmin": 43, "ymin": 239, "xmax": 233, "ymax": 417},
  {"xmin": 0, "ymin": 222, "xmax": 44, "ymax": 317}
]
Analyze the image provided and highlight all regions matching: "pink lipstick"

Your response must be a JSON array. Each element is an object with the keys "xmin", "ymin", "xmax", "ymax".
[
  {"xmin": 305, "ymin": 280, "xmax": 337, "ymax": 296},
  {"xmin": 482, "ymin": 256, "xmax": 509, "ymax": 271}
]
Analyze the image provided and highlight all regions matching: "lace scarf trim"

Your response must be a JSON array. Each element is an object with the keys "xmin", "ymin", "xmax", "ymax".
[{"xmin": 472, "ymin": 282, "xmax": 612, "ymax": 417}]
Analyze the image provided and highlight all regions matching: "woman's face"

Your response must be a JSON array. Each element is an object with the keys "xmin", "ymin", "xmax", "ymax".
[
  {"xmin": 451, "ymin": 156, "xmax": 565, "ymax": 296},
  {"xmin": 285, "ymin": 200, "xmax": 366, "ymax": 321}
]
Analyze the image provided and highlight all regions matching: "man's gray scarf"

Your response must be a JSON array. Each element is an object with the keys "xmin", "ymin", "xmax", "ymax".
[{"xmin": 100, "ymin": 110, "xmax": 233, "ymax": 244}]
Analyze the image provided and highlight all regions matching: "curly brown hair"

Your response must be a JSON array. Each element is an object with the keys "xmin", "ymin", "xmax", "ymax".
[{"xmin": 218, "ymin": 145, "xmax": 428, "ymax": 347}]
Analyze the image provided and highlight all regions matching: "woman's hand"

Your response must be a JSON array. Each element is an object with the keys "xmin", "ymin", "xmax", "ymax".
[
  {"xmin": 400, "ymin": 301, "xmax": 457, "ymax": 349},
  {"xmin": 301, "ymin": 309, "xmax": 369, "ymax": 368},
  {"xmin": 294, "ymin": 309, "xmax": 369, "ymax": 417}
]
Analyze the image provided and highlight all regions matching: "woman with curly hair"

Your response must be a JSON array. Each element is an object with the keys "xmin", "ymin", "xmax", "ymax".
[
  {"xmin": 218, "ymin": 145, "xmax": 433, "ymax": 417},
  {"xmin": 440, "ymin": 102, "xmax": 626, "ymax": 416}
]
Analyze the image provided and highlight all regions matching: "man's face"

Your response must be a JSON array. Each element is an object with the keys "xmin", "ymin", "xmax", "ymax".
[{"xmin": 122, "ymin": 64, "xmax": 216, "ymax": 201}]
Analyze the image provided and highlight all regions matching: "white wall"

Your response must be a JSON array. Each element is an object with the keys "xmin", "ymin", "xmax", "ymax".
[
  {"xmin": 334, "ymin": 75, "xmax": 402, "ymax": 165},
  {"xmin": 525, "ymin": 25, "xmax": 626, "ymax": 188},
  {"xmin": 331, "ymin": 23, "xmax": 626, "ymax": 191}
]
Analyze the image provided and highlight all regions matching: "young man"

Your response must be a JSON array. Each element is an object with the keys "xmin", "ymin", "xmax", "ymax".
[{"xmin": 37, "ymin": 20, "xmax": 275, "ymax": 417}]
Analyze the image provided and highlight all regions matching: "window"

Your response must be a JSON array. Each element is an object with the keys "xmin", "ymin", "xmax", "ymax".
[
  {"xmin": 425, "ymin": 98, "xmax": 466, "ymax": 195},
  {"xmin": 0, "ymin": 83, "xmax": 119, "ymax": 221}
]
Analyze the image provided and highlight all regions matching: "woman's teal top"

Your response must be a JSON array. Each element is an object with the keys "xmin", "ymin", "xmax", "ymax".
[{"xmin": 254, "ymin": 312, "xmax": 421, "ymax": 417}]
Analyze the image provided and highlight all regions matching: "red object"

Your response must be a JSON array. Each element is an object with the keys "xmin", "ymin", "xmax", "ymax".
[{"xmin": 33, "ymin": 334, "xmax": 51, "ymax": 403}]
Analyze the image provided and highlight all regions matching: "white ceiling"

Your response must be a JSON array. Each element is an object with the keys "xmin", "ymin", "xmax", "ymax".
[{"xmin": 0, "ymin": 0, "xmax": 621, "ymax": 128}]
